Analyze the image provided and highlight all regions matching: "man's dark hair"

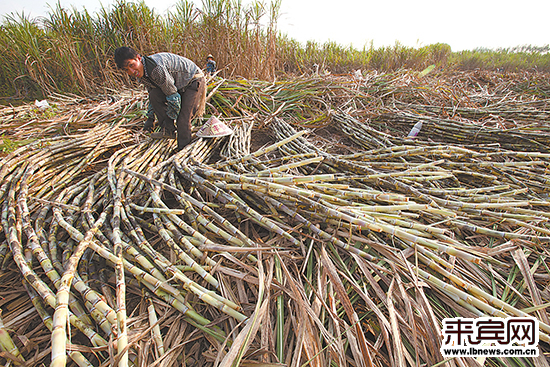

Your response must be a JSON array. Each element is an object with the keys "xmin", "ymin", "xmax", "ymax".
[{"xmin": 114, "ymin": 47, "xmax": 139, "ymax": 69}]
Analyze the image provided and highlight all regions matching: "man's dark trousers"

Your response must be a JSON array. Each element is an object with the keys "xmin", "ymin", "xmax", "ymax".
[{"xmin": 149, "ymin": 76, "xmax": 206, "ymax": 149}]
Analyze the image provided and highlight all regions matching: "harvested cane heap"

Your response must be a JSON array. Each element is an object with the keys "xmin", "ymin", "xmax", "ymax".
[{"xmin": 1, "ymin": 70, "xmax": 550, "ymax": 366}]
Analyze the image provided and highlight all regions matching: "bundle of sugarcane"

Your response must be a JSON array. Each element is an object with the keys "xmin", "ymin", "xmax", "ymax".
[
  {"xmin": 0, "ymin": 90, "xmax": 148, "ymax": 142},
  {"xmin": 333, "ymin": 70, "xmax": 550, "ymax": 152},
  {"xmin": 341, "ymin": 109, "xmax": 550, "ymax": 152},
  {"xmin": 391, "ymin": 100, "xmax": 550, "ymax": 125},
  {"xmin": 1, "ymin": 70, "xmax": 550, "ymax": 366},
  {"xmin": 0, "ymin": 122, "xmax": 243, "ymax": 366}
]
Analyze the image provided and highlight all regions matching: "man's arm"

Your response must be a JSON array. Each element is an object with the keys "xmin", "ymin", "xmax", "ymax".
[{"xmin": 151, "ymin": 64, "xmax": 181, "ymax": 119}]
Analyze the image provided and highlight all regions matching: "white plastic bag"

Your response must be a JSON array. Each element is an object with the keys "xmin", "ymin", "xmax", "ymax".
[{"xmin": 34, "ymin": 99, "xmax": 50, "ymax": 111}]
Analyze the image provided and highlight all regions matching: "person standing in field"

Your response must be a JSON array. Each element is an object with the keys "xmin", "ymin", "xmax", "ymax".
[
  {"xmin": 114, "ymin": 46, "xmax": 206, "ymax": 151},
  {"xmin": 205, "ymin": 54, "xmax": 217, "ymax": 75}
]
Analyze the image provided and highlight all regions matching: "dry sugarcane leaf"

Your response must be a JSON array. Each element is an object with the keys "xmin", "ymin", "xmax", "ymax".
[
  {"xmin": 218, "ymin": 298, "xmax": 269, "ymax": 367},
  {"xmin": 219, "ymin": 250, "xmax": 269, "ymax": 367},
  {"xmin": 511, "ymin": 248, "xmax": 550, "ymax": 326},
  {"xmin": 325, "ymin": 272, "xmax": 346, "ymax": 367},
  {"xmin": 386, "ymin": 278, "xmax": 405, "ymax": 367},
  {"xmin": 319, "ymin": 246, "xmax": 373, "ymax": 367}
]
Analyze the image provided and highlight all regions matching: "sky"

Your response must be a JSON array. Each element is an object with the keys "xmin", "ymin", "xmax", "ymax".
[{"xmin": 1, "ymin": 0, "xmax": 549, "ymax": 52}]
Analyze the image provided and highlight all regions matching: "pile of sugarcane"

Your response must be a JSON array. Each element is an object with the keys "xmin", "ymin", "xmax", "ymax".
[{"xmin": 0, "ymin": 69, "xmax": 550, "ymax": 367}]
